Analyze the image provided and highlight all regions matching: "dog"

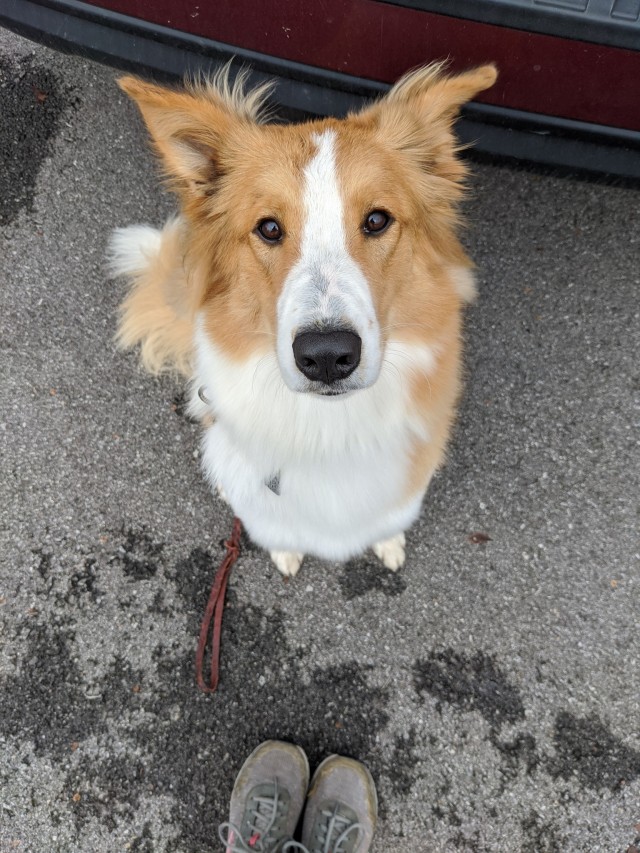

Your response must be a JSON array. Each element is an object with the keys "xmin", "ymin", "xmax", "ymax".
[{"xmin": 109, "ymin": 61, "xmax": 497, "ymax": 578}]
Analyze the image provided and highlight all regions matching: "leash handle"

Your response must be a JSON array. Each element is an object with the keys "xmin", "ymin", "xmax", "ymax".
[{"xmin": 195, "ymin": 517, "xmax": 242, "ymax": 693}]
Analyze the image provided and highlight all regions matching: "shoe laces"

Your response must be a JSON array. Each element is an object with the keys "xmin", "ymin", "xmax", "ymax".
[
  {"xmin": 313, "ymin": 803, "xmax": 363, "ymax": 853},
  {"xmin": 219, "ymin": 779, "xmax": 291, "ymax": 852}
]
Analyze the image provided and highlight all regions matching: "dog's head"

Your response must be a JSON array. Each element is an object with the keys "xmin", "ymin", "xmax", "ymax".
[{"xmin": 119, "ymin": 62, "xmax": 496, "ymax": 397}]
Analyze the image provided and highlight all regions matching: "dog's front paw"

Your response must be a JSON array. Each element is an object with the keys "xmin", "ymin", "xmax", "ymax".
[
  {"xmin": 372, "ymin": 532, "xmax": 406, "ymax": 572},
  {"xmin": 270, "ymin": 550, "xmax": 304, "ymax": 578}
]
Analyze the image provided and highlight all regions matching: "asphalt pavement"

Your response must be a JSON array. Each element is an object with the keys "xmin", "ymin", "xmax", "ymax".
[{"xmin": 1, "ymin": 27, "xmax": 639, "ymax": 853}]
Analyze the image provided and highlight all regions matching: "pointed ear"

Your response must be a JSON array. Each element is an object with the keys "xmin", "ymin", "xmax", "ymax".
[
  {"xmin": 384, "ymin": 62, "xmax": 498, "ymax": 124},
  {"xmin": 359, "ymin": 63, "xmax": 497, "ymax": 187},
  {"xmin": 118, "ymin": 75, "xmax": 236, "ymax": 195}
]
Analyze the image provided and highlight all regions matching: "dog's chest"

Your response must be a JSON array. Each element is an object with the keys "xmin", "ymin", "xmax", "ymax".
[
  {"xmin": 191, "ymin": 334, "xmax": 430, "ymax": 558},
  {"xmin": 200, "ymin": 417, "xmax": 419, "ymax": 559}
]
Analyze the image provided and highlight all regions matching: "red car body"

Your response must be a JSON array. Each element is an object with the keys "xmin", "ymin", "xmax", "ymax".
[{"xmin": 2, "ymin": 0, "xmax": 640, "ymax": 177}]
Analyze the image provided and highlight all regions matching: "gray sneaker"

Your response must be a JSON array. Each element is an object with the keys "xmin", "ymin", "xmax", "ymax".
[
  {"xmin": 299, "ymin": 755, "xmax": 378, "ymax": 853},
  {"xmin": 219, "ymin": 740, "xmax": 310, "ymax": 852}
]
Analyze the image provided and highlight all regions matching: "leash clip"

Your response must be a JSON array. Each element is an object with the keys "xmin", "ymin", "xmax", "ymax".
[{"xmin": 197, "ymin": 385, "xmax": 212, "ymax": 405}]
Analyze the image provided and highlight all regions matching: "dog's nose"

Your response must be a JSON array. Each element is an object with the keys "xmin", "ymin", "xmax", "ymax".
[{"xmin": 292, "ymin": 330, "xmax": 362, "ymax": 385}]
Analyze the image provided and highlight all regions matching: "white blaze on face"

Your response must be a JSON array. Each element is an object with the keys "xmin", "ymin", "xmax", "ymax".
[{"xmin": 276, "ymin": 130, "xmax": 382, "ymax": 393}]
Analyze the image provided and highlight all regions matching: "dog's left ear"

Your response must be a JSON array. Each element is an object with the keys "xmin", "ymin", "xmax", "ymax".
[
  {"xmin": 360, "ymin": 62, "xmax": 497, "ymax": 183},
  {"xmin": 384, "ymin": 62, "xmax": 497, "ymax": 124}
]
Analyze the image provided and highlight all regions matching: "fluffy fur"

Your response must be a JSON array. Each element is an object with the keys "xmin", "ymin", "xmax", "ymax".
[{"xmin": 110, "ymin": 62, "xmax": 497, "ymax": 576}]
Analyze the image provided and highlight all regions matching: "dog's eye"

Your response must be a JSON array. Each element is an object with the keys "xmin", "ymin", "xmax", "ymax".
[
  {"xmin": 363, "ymin": 210, "xmax": 391, "ymax": 236},
  {"xmin": 256, "ymin": 218, "xmax": 284, "ymax": 243}
]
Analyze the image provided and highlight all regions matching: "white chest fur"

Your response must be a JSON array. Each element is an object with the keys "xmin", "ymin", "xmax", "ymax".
[{"xmin": 191, "ymin": 324, "xmax": 434, "ymax": 560}]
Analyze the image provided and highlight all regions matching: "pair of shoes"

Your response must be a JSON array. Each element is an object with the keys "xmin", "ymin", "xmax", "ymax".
[{"xmin": 218, "ymin": 740, "xmax": 378, "ymax": 852}]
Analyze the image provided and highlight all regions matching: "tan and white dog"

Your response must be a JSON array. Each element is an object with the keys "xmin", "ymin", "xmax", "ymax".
[{"xmin": 109, "ymin": 62, "xmax": 497, "ymax": 578}]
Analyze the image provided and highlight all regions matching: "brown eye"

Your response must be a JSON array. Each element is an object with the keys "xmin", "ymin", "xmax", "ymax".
[
  {"xmin": 363, "ymin": 209, "xmax": 391, "ymax": 235},
  {"xmin": 256, "ymin": 218, "xmax": 283, "ymax": 243}
]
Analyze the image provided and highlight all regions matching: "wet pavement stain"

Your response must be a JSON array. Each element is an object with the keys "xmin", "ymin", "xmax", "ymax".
[
  {"xmin": 449, "ymin": 828, "xmax": 487, "ymax": 852},
  {"xmin": 548, "ymin": 711, "xmax": 640, "ymax": 792},
  {"xmin": 72, "ymin": 751, "xmax": 146, "ymax": 833},
  {"xmin": 129, "ymin": 823, "xmax": 155, "ymax": 852},
  {"xmin": 1, "ymin": 622, "xmax": 104, "ymax": 760},
  {"xmin": 413, "ymin": 649, "xmax": 546, "ymax": 802},
  {"xmin": 0, "ymin": 55, "xmax": 74, "ymax": 225},
  {"xmin": 33, "ymin": 548, "xmax": 53, "ymax": 581},
  {"xmin": 413, "ymin": 649, "xmax": 525, "ymax": 732},
  {"xmin": 432, "ymin": 801, "xmax": 463, "ymax": 828},
  {"xmin": 520, "ymin": 810, "xmax": 563, "ymax": 853},
  {"xmin": 386, "ymin": 728, "xmax": 420, "ymax": 796},
  {"xmin": 117, "ymin": 529, "xmax": 165, "ymax": 580},
  {"xmin": 68, "ymin": 558, "xmax": 101, "ymax": 604},
  {"xmin": 338, "ymin": 557, "xmax": 407, "ymax": 600},
  {"xmin": 170, "ymin": 546, "xmax": 224, "ymax": 633},
  {"xmin": 491, "ymin": 731, "xmax": 539, "ymax": 788}
]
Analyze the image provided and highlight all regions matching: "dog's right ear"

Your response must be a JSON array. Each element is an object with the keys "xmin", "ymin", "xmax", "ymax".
[{"xmin": 118, "ymin": 76, "xmax": 237, "ymax": 197}]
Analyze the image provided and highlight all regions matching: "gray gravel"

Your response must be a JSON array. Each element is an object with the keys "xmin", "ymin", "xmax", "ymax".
[{"xmin": 1, "ymin": 27, "xmax": 639, "ymax": 853}]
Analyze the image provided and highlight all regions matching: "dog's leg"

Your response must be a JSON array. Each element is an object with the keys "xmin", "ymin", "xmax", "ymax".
[
  {"xmin": 216, "ymin": 493, "xmax": 303, "ymax": 579},
  {"xmin": 372, "ymin": 532, "xmax": 406, "ymax": 572},
  {"xmin": 270, "ymin": 550, "xmax": 304, "ymax": 578}
]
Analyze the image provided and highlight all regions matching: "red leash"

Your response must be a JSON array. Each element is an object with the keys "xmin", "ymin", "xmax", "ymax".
[{"xmin": 195, "ymin": 517, "xmax": 242, "ymax": 693}]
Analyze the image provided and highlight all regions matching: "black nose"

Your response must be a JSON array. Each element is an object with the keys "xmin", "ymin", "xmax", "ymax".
[{"xmin": 292, "ymin": 330, "xmax": 362, "ymax": 385}]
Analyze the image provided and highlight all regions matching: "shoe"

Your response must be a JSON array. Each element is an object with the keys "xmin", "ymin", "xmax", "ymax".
[
  {"xmin": 299, "ymin": 755, "xmax": 378, "ymax": 853},
  {"xmin": 219, "ymin": 740, "xmax": 310, "ymax": 852}
]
